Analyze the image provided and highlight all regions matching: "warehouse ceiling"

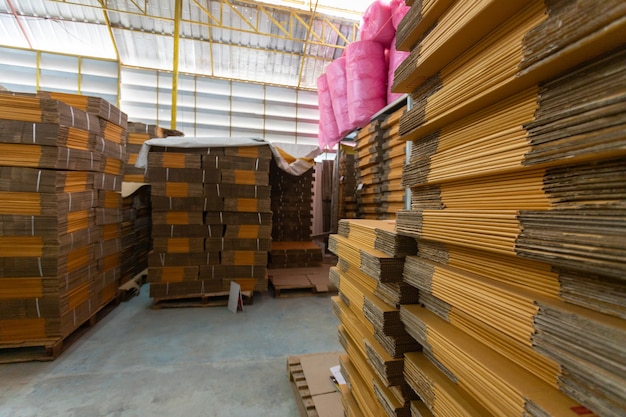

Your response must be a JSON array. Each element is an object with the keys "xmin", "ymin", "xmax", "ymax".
[{"xmin": 0, "ymin": 0, "xmax": 367, "ymax": 89}]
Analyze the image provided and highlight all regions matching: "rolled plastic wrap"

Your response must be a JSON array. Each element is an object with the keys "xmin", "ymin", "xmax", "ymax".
[
  {"xmin": 360, "ymin": 0, "xmax": 395, "ymax": 47},
  {"xmin": 390, "ymin": 0, "xmax": 410, "ymax": 30},
  {"xmin": 326, "ymin": 57, "xmax": 355, "ymax": 137},
  {"xmin": 346, "ymin": 40, "xmax": 388, "ymax": 128},
  {"xmin": 388, "ymin": 36, "xmax": 410, "ymax": 103},
  {"xmin": 316, "ymin": 73, "xmax": 340, "ymax": 150}
]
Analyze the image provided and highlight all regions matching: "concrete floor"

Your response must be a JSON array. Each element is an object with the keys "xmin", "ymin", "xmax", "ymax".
[{"xmin": 0, "ymin": 287, "xmax": 341, "ymax": 417}]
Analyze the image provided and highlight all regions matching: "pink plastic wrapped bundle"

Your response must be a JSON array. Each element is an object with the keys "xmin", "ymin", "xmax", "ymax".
[
  {"xmin": 346, "ymin": 40, "xmax": 388, "ymax": 128},
  {"xmin": 390, "ymin": 0, "xmax": 410, "ymax": 30},
  {"xmin": 326, "ymin": 57, "xmax": 355, "ymax": 138},
  {"xmin": 388, "ymin": 36, "xmax": 410, "ymax": 103},
  {"xmin": 360, "ymin": 0, "xmax": 395, "ymax": 47},
  {"xmin": 316, "ymin": 73, "xmax": 340, "ymax": 150}
]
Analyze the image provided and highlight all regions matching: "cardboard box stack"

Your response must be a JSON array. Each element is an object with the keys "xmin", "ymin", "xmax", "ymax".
[
  {"xmin": 147, "ymin": 144, "xmax": 273, "ymax": 301},
  {"xmin": 124, "ymin": 122, "xmax": 184, "ymax": 183},
  {"xmin": 354, "ymin": 120, "xmax": 384, "ymax": 219},
  {"xmin": 0, "ymin": 91, "xmax": 126, "ymax": 352},
  {"xmin": 328, "ymin": 219, "xmax": 419, "ymax": 417},
  {"xmin": 376, "ymin": 107, "xmax": 406, "ymax": 219},
  {"xmin": 338, "ymin": 147, "xmax": 357, "ymax": 220},
  {"xmin": 38, "ymin": 92, "xmax": 129, "ymax": 310},
  {"xmin": 269, "ymin": 160, "xmax": 322, "ymax": 268},
  {"xmin": 393, "ymin": 0, "xmax": 626, "ymax": 416},
  {"xmin": 354, "ymin": 105, "xmax": 407, "ymax": 221},
  {"xmin": 120, "ymin": 185, "xmax": 151, "ymax": 286}
]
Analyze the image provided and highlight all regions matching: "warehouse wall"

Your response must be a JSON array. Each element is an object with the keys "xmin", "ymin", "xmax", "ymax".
[{"xmin": 0, "ymin": 46, "xmax": 319, "ymax": 146}]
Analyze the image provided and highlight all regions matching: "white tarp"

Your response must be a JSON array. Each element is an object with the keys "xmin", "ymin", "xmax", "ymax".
[{"xmin": 135, "ymin": 136, "xmax": 320, "ymax": 176}]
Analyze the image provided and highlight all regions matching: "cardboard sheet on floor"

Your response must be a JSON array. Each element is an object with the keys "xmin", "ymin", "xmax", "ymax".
[
  {"xmin": 313, "ymin": 393, "xmax": 343, "ymax": 417},
  {"xmin": 307, "ymin": 272, "xmax": 331, "ymax": 293},
  {"xmin": 289, "ymin": 352, "xmax": 344, "ymax": 417},
  {"xmin": 300, "ymin": 353, "xmax": 341, "ymax": 396}
]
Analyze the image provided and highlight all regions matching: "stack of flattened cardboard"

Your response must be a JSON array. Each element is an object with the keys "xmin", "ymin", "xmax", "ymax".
[
  {"xmin": 353, "ymin": 105, "xmax": 407, "ymax": 221},
  {"xmin": 329, "ymin": 219, "xmax": 423, "ymax": 417},
  {"xmin": 147, "ymin": 144, "xmax": 272, "ymax": 300},
  {"xmin": 268, "ymin": 159, "xmax": 322, "ymax": 268},
  {"xmin": 377, "ymin": 107, "xmax": 407, "ymax": 219},
  {"xmin": 43, "ymin": 92, "xmax": 129, "ymax": 309},
  {"xmin": 354, "ymin": 120, "xmax": 384, "ymax": 219},
  {"xmin": 268, "ymin": 241, "xmax": 323, "ymax": 269},
  {"xmin": 124, "ymin": 122, "xmax": 184, "ymax": 183},
  {"xmin": 0, "ymin": 91, "xmax": 124, "ymax": 348},
  {"xmin": 393, "ymin": 0, "xmax": 626, "ymax": 415},
  {"xmin": 120, "ymin": 184, "xmax": 151, "ymax": 286},
  {"xmin": 339, "ymin": 145, "xmax": 357, "ymax": 220},
  {"xmin": 270, "ymin": 159, "xmax": 313, "ymax": 242}
]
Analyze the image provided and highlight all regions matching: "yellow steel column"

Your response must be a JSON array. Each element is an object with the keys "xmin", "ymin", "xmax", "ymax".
[
  {"xmin": 99, "ymin": 0, "xmax": 121, "ymax": 106},
  {"xmin": 171, "ymin": 0, "xmax": 183, "ymax": 130}
]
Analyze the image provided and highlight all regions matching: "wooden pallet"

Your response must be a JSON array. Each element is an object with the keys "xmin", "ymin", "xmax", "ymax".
[
  {"xmin": 287, "ymin": 353, "xmax": 344, "ymax": 417},
  {"xmin": 271, "ymin": 281, "xmax": 317, "ymax": 298},
  {"xmin": 118, "ymin": 268, "xmax": 147, "ymax": 301},
  {"xmin": 0, "ymin": 293, "xmax": 121, "ymax": 364},
  {"xmin": 151, "ymin": 290, "xmax": 254, "ymax": 309},
  {"xmin": 288, "ymin": 356, "xmax": 319, "ymax": 417}
]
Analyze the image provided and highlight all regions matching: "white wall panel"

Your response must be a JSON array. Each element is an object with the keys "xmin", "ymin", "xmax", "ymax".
[{"xmin": 0, "ymin": 46, "xmax": 319, "ymax": 145}]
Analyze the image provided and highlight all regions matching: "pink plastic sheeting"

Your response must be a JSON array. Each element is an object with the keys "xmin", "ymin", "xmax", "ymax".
[
  {"xmin": 388, "ymin": 36, "xmax": 410, "ymax": 103},
  {"xmin": 390, "ymin": 0, "xmax": 410, "ymax": 30},
  {"xmin": 360, "ymin": 0, "xmax": 395, "ymax": 47},
  {"xmin": 346, "ymin": 40, "xmax": 388, "ymax": 128},
  {"xmin": 326, "ymin": 57, "xmax": 355, "ymax": 139},
  {"xmin": 316, "ymin": 73, "xmax": 340, "ymax": 150}
]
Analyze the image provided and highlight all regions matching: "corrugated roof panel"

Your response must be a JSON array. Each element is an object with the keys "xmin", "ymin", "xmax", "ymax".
[
  {"xmin": 1, "ymin": 0, "xmax": 362, "ymax": 89},
  {"xmin": 27, "ymin": 18, "xmax": 115, "ymax": 59},
  {"xmin": 0, "ymin": 14, "xmax": 30, "ymax": 49},
  {"xmin": 108, "ymin": 9, "xmax": 174, "ymax": 36},
  {"xmin": 0, "ymin": 0, "xmax": 114, "ymax": 58},
  {"xmin": 179, "ymin": 38, "xmax": 212, "ymax": 76},
  {"xmin": 114, "ymin": 29, "xmax": 173, "ymax": 70}
]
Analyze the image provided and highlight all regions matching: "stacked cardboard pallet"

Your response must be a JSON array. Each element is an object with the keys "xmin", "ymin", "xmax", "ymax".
[
  {"xmin": 120, "ymin": 184, "xmax": 151, "ymax": 286},
  {"xmin": 268, "ymin": 159, "xmax": 322, "ymax": 268},
  {"xmin": 393, "ymin": 1, "xmax": 626, "ymax": 416},
  {"xmin": 339, "ymin": 146, "xmax": 358, "ymax": 219},
  {"xmin": 328, "ymin": 219, "xmax": 421, "ymax": 417},
  {"xmin": 377, "ymin": 107, "xmax": 406, "ymax": 219},
  {"xmin": 147, "ymin": 143, "xmax": 272, "ymax": 301},
  {"xmin": 124, "ymin": 122, "xmax": 184, "ymax": 183},
  {"xmin": 354, "ymin": 106, "xmax": 407, "ymax": 221},
  {"xmin": 0, "ymin": 91, "xmax": 126, "ymax": 351},
  {"xmin": 39, "ymin": 91, "xmax": 129, "ymax": 310},
  {"xmin": 355, "ymin": 121, "xmax": 384, "ymax": 219}
]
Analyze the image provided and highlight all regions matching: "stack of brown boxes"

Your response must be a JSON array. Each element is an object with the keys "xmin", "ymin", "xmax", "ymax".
[
  {"xmin": 339, "ymin": 147, "xmax": 357, "ymax": 219},
  {"xmin": 147, "ymin": 144, "xmax": 272, "ymax": 303},
  {"xmin": 119, "ymin": 123, "xmax": 184, "ymax": 288},
  {"xmin": 39, "ymin": 92, "xmax": 129, "ymax": 309},
  {"xmin": 120, "ymin": 185, "xmax": 151, "ymax": 287},
  {"xmin": 0, "ymin": 91, "xmax": 125, "ymax": 351},
  {"xmin": 354, "ymin": 120, "xmax": 384, "ymax": 219},
  {"xmin": 393, "ymin": 0, "xmax": 626, "ymax": 415},
  {"xmin": 268, "ymin": 160, "xmax": 322, "ymax": 268},
  {"xmin": 377, "ymin": 107, "xmax": 406, "ymax": 219},
  {"xmin": 124, "ymin": 122, "xmax": 184, "ymax": 183},
  {"xmin": 328, "ymin": 219, "xmax": 419, "ymax": 417},
  {"xmin": 353, "ymin": 105, "xmax": 407, "ymax": 221}
]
